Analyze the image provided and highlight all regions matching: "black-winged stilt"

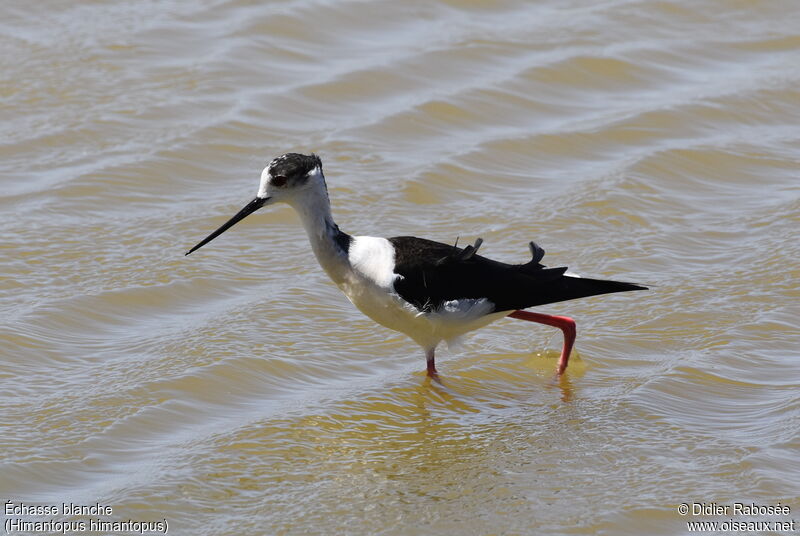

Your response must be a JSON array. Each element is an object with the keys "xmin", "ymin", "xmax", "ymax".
[{"xmin": 187, "ymin": 153, "xmax": 646, "ymax": 377}]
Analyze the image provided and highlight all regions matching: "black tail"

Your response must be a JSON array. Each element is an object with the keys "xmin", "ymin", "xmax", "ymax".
[{"xmin": 515, "ymin": 275, "xmax": 647, "ymax": 309}]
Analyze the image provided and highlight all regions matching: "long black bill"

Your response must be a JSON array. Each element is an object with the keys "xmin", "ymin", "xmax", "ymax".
[{"xmin": 185, "ymin": 197, "xmax": 269, "ymax": 256}]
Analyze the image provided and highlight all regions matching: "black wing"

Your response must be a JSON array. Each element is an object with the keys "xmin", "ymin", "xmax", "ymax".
[{"xmin": 388, "ymin": 236, "xmax": 646, "ymax": 313}]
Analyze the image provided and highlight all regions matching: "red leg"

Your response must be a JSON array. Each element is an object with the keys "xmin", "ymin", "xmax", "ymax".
[
  {"xmin": 508, "ymin": 310, "xmax": 576, "ymax": 374},
  {"xmin": 425, "ymin": 347, "xmax": 438, "ymax": 378}
]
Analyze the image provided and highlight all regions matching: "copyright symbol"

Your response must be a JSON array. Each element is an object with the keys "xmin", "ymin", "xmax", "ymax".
[{"xmin": 678, "ymin": 503, "xmax": 689, "ymax": 515}]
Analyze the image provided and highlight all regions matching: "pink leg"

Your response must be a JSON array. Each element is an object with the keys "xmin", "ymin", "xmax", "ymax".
[
  {"xmin": 425, "ymin": 347, "xmax": 438, "ymax": 378},
  {"xmin": 508, "ymin": 310, "xmax": 576, "ymax": 375}
]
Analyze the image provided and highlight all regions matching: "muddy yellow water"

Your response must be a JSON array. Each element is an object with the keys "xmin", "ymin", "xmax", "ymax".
[{"xmin": 2, "ymin": 1, "xmax": 799, "ymax": 535}]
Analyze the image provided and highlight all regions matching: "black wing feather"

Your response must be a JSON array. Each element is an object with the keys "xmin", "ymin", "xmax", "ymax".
[{"xmin": 388, "ymin": 236, "xmax": 646, "ymax": 313}]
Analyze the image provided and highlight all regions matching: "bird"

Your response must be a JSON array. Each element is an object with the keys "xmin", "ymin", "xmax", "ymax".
[{"xmin": 186, "ymin": 153, "xmax": 646, "ymax": 378}]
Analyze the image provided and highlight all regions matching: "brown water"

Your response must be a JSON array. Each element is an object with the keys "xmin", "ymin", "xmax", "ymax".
[{"xmin": 2, "ymin": 1, "xmax": 799, "ymax": 534}]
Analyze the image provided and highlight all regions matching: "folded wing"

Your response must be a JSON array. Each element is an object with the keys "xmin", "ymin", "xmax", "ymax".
[{"xmin": 388, "ymin": 236, "xmax": 646, "ymax": 313}]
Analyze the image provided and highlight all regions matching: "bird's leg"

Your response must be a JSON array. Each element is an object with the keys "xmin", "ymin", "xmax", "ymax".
[
  {"xmin": 425, "ymin": 347, "xmax": 438, "ymax": 377},
  {"xmin": 508, "ymin": 310, "xmax": 576, "ymax": 375}
]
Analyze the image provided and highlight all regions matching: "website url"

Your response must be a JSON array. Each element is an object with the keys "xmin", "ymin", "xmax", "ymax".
[{"xmin": 687, "ymin": 519, "xmax": 797, "ymax": 532}]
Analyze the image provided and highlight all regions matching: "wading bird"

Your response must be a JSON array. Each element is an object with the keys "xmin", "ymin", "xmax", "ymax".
[{"xmin": 187, "ymin": 153, "xmax": 646, "ymax": 377}]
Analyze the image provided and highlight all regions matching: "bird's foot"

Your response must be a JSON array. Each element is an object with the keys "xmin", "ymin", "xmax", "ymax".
[
  {"xmin": 426, "ymin": 362, "xmax": 440, "ymax": 381},
  {"xmin": 509, "ymin": 310, "xmax": 576, "ymax": 375},
  {"xmin": 425, "ymin": 348, "xmax": 440, "ymax": 380}
]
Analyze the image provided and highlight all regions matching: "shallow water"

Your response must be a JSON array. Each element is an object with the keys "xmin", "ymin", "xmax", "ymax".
[{"xmin": 1, "ymin": 0, "xmax": 799, "ymax": 534}]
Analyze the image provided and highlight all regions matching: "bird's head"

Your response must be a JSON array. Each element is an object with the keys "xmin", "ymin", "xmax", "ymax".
[
  {"xmin": 185, "ymin": 152, "xmax": 325, "ymax": 255},
  {"xmin": 258, "ymin": 152, "xmax": 324, "ymax": 204}
]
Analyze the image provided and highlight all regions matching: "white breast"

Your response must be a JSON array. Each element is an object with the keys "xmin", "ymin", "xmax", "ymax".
[{"xmin": 336, "ymin": 236, "xmax": 418, "ymax": 339}]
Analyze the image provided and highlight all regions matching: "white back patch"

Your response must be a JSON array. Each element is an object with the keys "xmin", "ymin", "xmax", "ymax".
[{"xmin": 348, "ymin": 236, "xmax": 396, "ymax": 289}]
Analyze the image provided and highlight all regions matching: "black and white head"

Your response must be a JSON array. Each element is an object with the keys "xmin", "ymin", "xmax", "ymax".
[
  {"xmin": 257, "ymin": 152, "xmax": 325, "ymax": 203},
  {"xmin": 185, "ymin": 152, "xmax": 326, "ymax": 255}
]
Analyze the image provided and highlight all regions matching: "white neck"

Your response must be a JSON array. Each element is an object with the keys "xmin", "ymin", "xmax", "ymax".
[{"xmin": 287, "ymin": 181, "xmax": 351, "ymax": 284}]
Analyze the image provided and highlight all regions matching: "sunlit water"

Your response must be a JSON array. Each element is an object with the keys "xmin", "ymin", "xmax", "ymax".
[{"xmin": 1, "ymin": 0, "xmax": 798, "ymax": 534}]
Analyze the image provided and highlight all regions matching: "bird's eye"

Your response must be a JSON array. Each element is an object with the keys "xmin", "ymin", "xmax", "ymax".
[{"xmin": 272, "ymin": 175, "xmax": 288, "ymax": 187}]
